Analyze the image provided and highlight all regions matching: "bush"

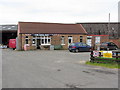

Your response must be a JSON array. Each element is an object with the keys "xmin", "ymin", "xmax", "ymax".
[
  {"xmin": 54, "ymin": 45, "xmax": 63, "ymax": 50},
  {"xmin": 43, "ymin": 45, "xmax": 49, "ymax": 48},
  {"xmin": 91, "ymin": 57, "xmax": 120, "ymax": 64}
]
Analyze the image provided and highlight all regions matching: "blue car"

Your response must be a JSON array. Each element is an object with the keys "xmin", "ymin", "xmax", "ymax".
[{"xmin": 68, "ymin": 42, "xmax": 92, "ymax": 52}]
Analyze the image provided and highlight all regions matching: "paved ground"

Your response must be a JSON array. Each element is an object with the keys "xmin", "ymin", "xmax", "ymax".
[{"xmin": 2, "ymin": 49, "xmax": 118, "ymax": 88}]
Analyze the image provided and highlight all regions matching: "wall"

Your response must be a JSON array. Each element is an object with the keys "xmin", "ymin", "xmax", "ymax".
[
  {"xmin": 19, "ymin": 34, "xmax": 87, "ymax": 50},
  {"xmin": 109, "ymin": 39, "xmax": 120, "ymax": 48},
  {"xmin": 88, "ymin": 35, "xmax": 120, "ymax": 49},
  {"xmin": 90, "ymin": 36, "xmax": 109, "ymax": 47},
  {"xmin": 51, "ymin": 34, "xmax": 87, "ymax": 49},
  {"xmin": 21, "ymin": 34, "xmax": 36, "ymax": 50}
]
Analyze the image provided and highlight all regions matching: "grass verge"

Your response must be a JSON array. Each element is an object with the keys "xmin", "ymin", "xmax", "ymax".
[{"xmin": 86, "ymin": 61, "xmax": 120, "ymax": 69}]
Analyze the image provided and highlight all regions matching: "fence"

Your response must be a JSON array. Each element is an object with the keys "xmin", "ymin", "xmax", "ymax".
[{"xmin": 90, "ymin": 51, "xmax": 120, "ymax": 63}]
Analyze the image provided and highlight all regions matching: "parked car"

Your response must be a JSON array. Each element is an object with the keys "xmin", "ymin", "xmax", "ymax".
[
  {"xmin": 100, "ymin": 42, "xmax": 118, "ymax": 50},
  {"xmin": 68, "ymin": 42, "xmax": 92, "ymax": 52},
  {"xmin": 0, "ymin": 44, "xmax": 7, "ymax": 49}
]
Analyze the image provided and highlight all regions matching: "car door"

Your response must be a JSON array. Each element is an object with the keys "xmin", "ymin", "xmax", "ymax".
[
  {"xmin": 78, "ymin": 43, "xmax": 88, "ymax": 51},
  {"xmin": 108, "ymin": 42, "xmax": 114, "ymax": 50},
  {"xmin": 77, "ymin": 43, "xmax": 83, "ymax": 51},
  {"xmin": 82, "ymin": 43, "xmax": 90, "ymax": 51},
  {"xmin": 110, "ymin": 42, "xmax": 117, "ymax": 50}
]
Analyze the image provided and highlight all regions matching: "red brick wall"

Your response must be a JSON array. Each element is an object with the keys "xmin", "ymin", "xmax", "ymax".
[
  {"xmin": 90, "ymin": 36, "xmax": 120, "ymax": 49},
  {"xmin": 91, "ymin": 36, "xmax": 109, "ymax": 47},
  {"xmin": 109, "ymin": 39, "xmax": 120, "ymax": 48},
  {"xmin": 19, "ymin": 34, "xmax": 87, "ymax": 50},
  {"xmin": 51, "ymin": 34, "xmax": 87, "ymax": 49}
]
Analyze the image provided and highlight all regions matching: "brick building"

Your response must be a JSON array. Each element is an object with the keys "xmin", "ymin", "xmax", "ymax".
[
  {"xmin": 0, "ymin": 25, "xmax": 17, "ymax": 45},
  {"xmin": 79, "ymin": 22, "xmax": 120, "ymax": 48},
  {"xmin": 17, "ymin": 22, "xmax": 87, "ymax": 50}
]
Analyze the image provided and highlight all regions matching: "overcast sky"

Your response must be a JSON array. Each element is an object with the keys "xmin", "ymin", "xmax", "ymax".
[{"xmin": 0, "ymin": 0, "xmax": 119, "ymax": 24}]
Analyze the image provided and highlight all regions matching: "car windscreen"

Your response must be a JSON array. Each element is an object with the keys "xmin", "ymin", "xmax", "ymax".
[
  {"xmin": 101, "ymin": 43, "xmax": 107, "ymax": 46},
  {"xmin": 70, "ymin": 43, "xmax": 75, "ymax": 46},
  {"xmin": 82, "ymin": 43, "xmax": 87, "ymax": 46}
]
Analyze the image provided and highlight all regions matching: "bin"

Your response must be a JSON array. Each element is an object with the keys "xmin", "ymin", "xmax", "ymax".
[
  {"xmin": 50, "ymin": 45, "xmax": 54, "ymax": 50},
  {"xmin": 24, "ymin": 44, "xmax": 30, "ymax": 51}
]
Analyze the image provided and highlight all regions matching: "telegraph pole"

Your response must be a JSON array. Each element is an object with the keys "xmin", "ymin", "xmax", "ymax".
[{"xmin": 108, "ymin": 13, "xmax": 110, "ymax": 39}]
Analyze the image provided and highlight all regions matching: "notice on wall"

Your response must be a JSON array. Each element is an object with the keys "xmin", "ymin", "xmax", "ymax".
[
  {"xmin": 93, "ymin": 51, "xmax": 99, "ymax": 57},
  {"xmin": 103, "ymin": 51, "xmax": 112, "ymax": 58}
]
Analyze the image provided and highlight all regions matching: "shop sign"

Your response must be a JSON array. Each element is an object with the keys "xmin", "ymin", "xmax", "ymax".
[
  {"xmin": 32, "ymin": 34, "xmax": 53, "ymax": 36},
  {"xmin": 103, "ymin": 51, "xmax": 112, "ymax": 58},
  {"xmin": 25, "ymin": 34, "xmax": 31, "ymax": 36}
]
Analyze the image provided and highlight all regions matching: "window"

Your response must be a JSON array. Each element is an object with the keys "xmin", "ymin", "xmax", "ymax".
[
  {"xmin": 48, "ymin": 39, "xmax": 51, "ymax": 44},
  {"xmin": 45, "ymin": 38, "xmax": 47, "ymax": 44},
  {"xmin": 95, "ymin": 36, "xmax": 100, "ymax": 44},
  {"xmin": 61, "ymin": 36, "xmax": 65, "ymax": 45},
  {"xmin": 80, "ymin": 36, "xmax": 83, "ymax": 42},
  {"xmin": 32, "ymin": 36, "xmax": 36, "ymax": 45},
  {"xmin": 41, "ymin": 38, "xmax": 44, "ymax": 44},
  {"xmin": 87, "ymin": 36, "xmax": 92, "ymax": 46},
  {"xmin": 26, "ymin": 39, "xmax": 28, "ymax": 44},
  {"xmin": 25, "ymin": 36, "xmax": 29, "ymax": 44},
  {"xmin": 110, "ymin": 43, "xmax": 115, "ymax": 46},
  {"xmin": 32, "ymin": 39, "xmax": 35, "ymax": 44},
  {"xmin": 68, "ymin": 36, "xmax": 73, "ymax": 44},
  {"xmin": 77, "ymin": 43, "xmax": 82, "ymax": 46},
  {"xmin": 41, "ymin": 36, "xmax": 51, "ymax": 45},
  {"xmin": 82, "ymin": 43, "xmax": 87, "ymax": 46}
]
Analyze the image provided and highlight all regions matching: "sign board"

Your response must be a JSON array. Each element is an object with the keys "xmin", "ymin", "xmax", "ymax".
[
  {"xmin": 95, "ymin": 36, "xmax": 100, "ymax": 44},
  {"xmin": 93, "ymin": 51, "xmax": 99, "ymax": 57},
  {"xmin": 103, "ymin": 51, "xmax": 112, "ymax": 58},
  {"xmin": 32, "ymin": 34, "xmax": 50, "ymax": 36}
]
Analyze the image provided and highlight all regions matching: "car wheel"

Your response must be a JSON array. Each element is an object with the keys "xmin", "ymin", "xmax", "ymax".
[{"xmin": 75, "ymin": 49, "xmax": 79, "ymax": 53}]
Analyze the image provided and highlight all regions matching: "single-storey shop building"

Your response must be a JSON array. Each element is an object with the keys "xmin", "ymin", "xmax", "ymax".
[{"xmin": 17, "ymin": 22, "xmax": 87, "ymax": 50}]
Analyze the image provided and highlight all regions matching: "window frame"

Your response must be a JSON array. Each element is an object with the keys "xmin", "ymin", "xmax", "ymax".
[
  {"xmin": 32, "ymin": 36, "xmax": 36, "ymax": 46},
  {"xmin": 25, "ymin": 36, "xmax": 29, "ymax": 45},
  {"xmin": 41, "ymin": 36, "xmax": 51, "ymax": 45},
  {"xmin": 80, "ymin": 36, "xmax": 83, "ymax": 42},
  {"xmin": 68, "ymin": 36, "xmax": 73, "ymax": 44},
  {"xmin": 61, "ymin": 36, "xmax": 65, "ymax": 45}
]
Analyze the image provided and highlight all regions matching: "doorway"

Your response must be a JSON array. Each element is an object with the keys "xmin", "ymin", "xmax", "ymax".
[
  {"xmin": 37, "ymin": 39, "xmax": 41, "ymax": 49},
  {"xmin": 68, "ymin": 36, "xmax": 73, "ymax": 46}
]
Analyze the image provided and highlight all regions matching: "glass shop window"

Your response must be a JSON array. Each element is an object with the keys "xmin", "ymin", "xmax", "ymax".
[
  {"xmin": 80, "ymin": 36, "xmax": 83, "ymax": 42},
  {"xmin": 61, "ymin": 36, "xmax": 65, "ymax": 45},
  {"xmin": 25, "ymin": 36, "xmax": 29, "ymax": 44}
]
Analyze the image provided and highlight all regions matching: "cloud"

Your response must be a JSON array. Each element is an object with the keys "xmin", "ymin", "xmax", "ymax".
[{"xmin": 0, "ymin": 0, "xmax": 119, "ymax": 24}]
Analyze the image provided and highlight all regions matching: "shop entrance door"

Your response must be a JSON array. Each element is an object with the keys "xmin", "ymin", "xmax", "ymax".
[{"xmin": 37, "ymin": 39, "xmax": 41, "ymax": 49}]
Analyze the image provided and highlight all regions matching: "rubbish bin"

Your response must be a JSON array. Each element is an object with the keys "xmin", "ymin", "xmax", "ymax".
[
  {"xmin": 24, "ymin": 44, "xmax": 30, "ymax": 51},
  {"xmin": 50, "ymin": 45, "xmax": 54, "ymax": 50}
]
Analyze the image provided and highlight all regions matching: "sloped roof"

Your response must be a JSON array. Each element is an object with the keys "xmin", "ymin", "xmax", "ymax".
[
  {"xmin": 0, "ymin": 25, "xmax": 18, "ymax": 31},
  {"xmin": 78, "ymin": 22, "xmax": 119, "ymax": 38},
  {"xmin": 18, "ymin": 22, "xmax": 87, "ymax": 34}
]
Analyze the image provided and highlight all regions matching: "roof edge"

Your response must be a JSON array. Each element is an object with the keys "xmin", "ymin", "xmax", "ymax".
[{"xmin": 18, "ymin": 21, "xmax": 76, "ymax": 25}]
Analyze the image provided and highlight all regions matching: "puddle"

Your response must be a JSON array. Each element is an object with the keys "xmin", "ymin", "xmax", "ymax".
[
  {"xmin": 65, "ymin": 84, "xmax": 79, "ymax": 88},
  {"xmin": 82, "ymin": 71, "xmax": 95, "ymax": 75},
  {"xmin": 91, "ymin": 69, "xmax": 116, "ymax": 74}
]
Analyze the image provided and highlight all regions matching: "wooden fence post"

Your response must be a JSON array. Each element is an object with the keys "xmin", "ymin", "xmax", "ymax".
[
  {"xmin": 116, "ymin": 52, "xmax": 118, "ymax": 59},
  {"xmin": 90, "ymin": 51, "xmax": 94, "ymax": 62}
]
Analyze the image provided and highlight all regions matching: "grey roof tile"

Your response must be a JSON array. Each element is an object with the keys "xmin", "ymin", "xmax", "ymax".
[{"xmin": 0, "ymin": 25, "xmax": 18, "ymax": 31}]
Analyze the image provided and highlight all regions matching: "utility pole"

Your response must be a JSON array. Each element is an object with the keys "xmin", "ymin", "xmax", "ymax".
[{"xmin": 108, "ymin": 13, "xmax": 110, "ymax": 39}]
